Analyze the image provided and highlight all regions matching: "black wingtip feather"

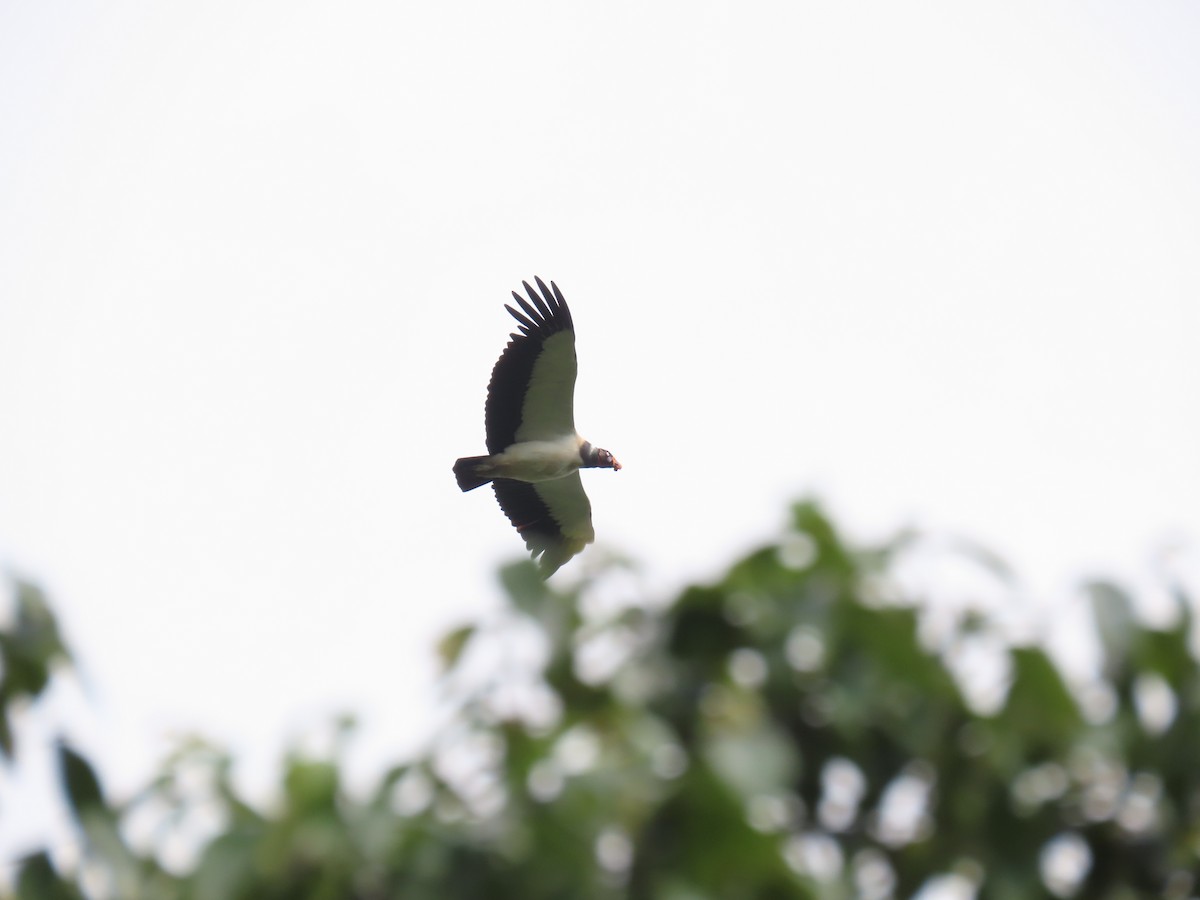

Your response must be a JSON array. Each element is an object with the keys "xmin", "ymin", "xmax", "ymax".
[
  {"xmin": 525, "ymin": 280, "xmax": 553, "ymax": 320},
  {"xmin": 484, "ymin": 277, "xmax": 577, "ymax": 454},
  {"xmin": 507, "ymin": 313, "xmax": 534, "ymax": 333},
  {"xmin": 504, "ymin": 303, "xmax": 537, "ymax": 331},
  {"xmin": 511, "ymin": 291, "xmax": 542, "ymax": 325}
]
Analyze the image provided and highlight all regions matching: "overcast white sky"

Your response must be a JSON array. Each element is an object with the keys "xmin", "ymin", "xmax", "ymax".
[{"xmin": 2, "ymin": 0, "xmax": 1199, "ymax": 863}]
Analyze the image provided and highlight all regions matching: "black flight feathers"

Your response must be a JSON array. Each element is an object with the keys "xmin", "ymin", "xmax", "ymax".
[
  {"xmin": 504, "ymin": 277, "xmax": 574, "ymax": 338},
  {"xmin": 484, "ymin": 277, "xmax": 575, "ymax": 454},
  {"xmin": 492, "ymin": 478, "xmax": 561, "ymax": 556}
]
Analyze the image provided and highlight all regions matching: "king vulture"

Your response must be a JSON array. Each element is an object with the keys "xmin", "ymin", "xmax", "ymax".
[{"xmin": 454, "ymin": 278, "xmax": 621, "ymax": 576}]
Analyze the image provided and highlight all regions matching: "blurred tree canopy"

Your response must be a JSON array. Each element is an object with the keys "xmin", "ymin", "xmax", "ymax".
[{"xmin": 3, "ymin": 501, "xmax": 1198, "ymax": 898}]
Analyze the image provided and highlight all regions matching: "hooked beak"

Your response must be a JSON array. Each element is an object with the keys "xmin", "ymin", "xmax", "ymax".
[{"xmin": 612, "ymin": 457, "xmax": 622, "ymax": 471}]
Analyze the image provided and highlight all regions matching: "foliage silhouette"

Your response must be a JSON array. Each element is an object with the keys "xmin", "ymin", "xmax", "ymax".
[{"xmin": 2, "ymin": 501, "xmax": 1198, "ymax": 898}]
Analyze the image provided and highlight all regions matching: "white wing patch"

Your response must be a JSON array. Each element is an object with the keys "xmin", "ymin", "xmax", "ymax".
[
  {"xmin": 514, "ymin": 329, "xmax": 577, "ymax": 443},
  {"xmin": 534, "ymin": 472, "xmax": 595, "ymax": 548}
]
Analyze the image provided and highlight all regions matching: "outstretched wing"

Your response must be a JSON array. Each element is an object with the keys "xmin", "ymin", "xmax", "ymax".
[
  {"xmin": 485, "ymin": 278, "xmax": 577, "ymax": 454},
  {"xmin": 493, "ymin": 474, "xmax": 595, "ymax": 577}
]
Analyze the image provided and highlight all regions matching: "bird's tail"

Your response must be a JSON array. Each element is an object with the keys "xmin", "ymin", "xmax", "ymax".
[{"xmin": 453, "ymin": 456, "xmax": 493, "ymax": 492}]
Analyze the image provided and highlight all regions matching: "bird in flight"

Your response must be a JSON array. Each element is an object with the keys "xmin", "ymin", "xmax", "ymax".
[{"xmin": 454, "ymin": 278, "xmax": 621, "ymax": 576}]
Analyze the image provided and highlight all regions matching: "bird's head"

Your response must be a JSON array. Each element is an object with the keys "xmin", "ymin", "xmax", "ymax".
[{"xmin": 581, "ymin": 442, "xmax": 622, "ymax": 471}]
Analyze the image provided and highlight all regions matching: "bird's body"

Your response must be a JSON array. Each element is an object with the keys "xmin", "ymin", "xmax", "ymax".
[
  {"xmin": 454, "ymin": 278, "xmax": 620, "ymax": 576},
  {"xmin": 465, "ymin": 435, "xmax": 588, "ymax": 483}
]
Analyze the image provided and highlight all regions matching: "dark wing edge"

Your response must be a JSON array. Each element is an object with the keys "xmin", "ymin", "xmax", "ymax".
[
  {"xmin": 484, "ymin": 278, "xmax": 574, "ymax": 454},
  {"xmin": 492, "ymin": 476, "xmax": 592, "ymax": 577}
]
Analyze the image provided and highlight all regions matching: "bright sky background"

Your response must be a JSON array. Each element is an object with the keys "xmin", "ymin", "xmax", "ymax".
[{"xmin": 2, "ymin": 0, "xmax": 1199, "ymax": 864}]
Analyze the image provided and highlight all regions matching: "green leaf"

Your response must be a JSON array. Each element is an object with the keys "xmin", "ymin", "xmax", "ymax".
[
  {"xmin": 1132, "ymin": 623, "xmax": 1197, "ymax": 688},
  {"xmin": 0, "ymin": 714, "xmax": 12, "ymax": 760},
  {"xmin": 499, "ymin": 560, "xmax": 549, "ymax": 614},
  {"xmin": 668, "ymin": 587, "xmax": 741, "ymax": 665},
  {"xmin": 1001, "ymin": 647, "xmax": 1081, "ymax": 748},
  {"xmin": 1088, "ymin": 579, "xmax": 1135, "ymax": 677},
  {"xmin": 16, "ymin": 852, "xmax": 83, "ymax": 900},
  {"xmin": 437, "ymin": 624, "xmax": 476, "ymax": 673},
  {"xmin": 950, "ymin": 536, "xmax": 1017, "ymax": 584},
  {"xmin": 57, "ymin": 741, "xmax": 107, "ymax": 822},
  {"xmin": 192, "ymin": 830, "xmax": 261, "ymax": 900},
  {"xmin": 0, "ymin": 579, "xmax": 73, "ymax": 760},
  {"xmin": 283, "ymin": 757, "xmax": 339, "ymax": 816},
  {"xmin": 790, "ymin": 500, "xmax": 855, "ymax": 579}
]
